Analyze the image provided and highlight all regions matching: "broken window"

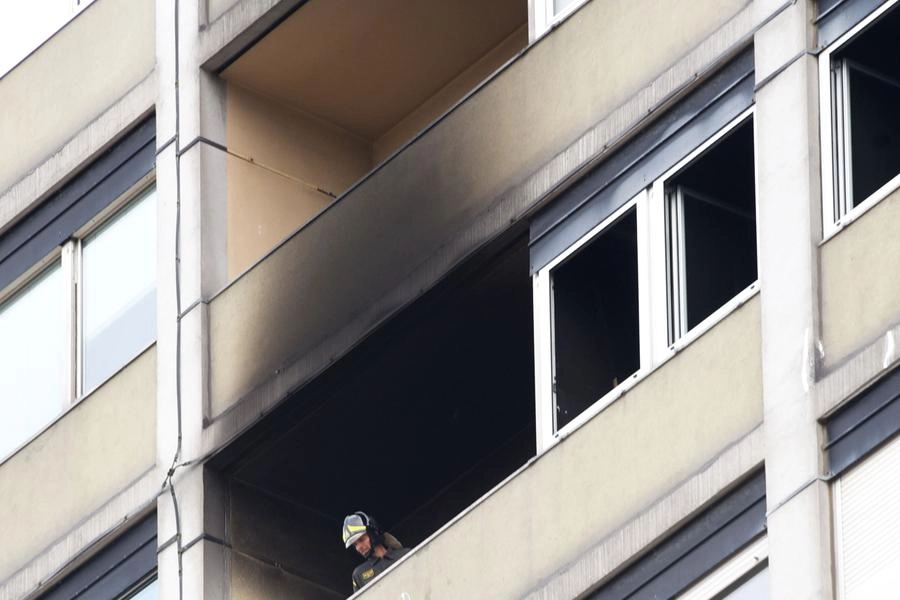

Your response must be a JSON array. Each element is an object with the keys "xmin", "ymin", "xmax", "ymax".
[
  {"xmin": 665, "ymin": 119, "xmax": 757, "ymax": 341},
  {"xmin": 551, "ymin": 208, "xmax": 640, "ymax": 432},
  {"xmin": 827, "ymin": 4, "xmax": 900, "ymax": 223}
]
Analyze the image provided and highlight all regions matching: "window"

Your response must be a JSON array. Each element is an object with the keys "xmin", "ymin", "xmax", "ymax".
[
  {"xmin": 122, "ymin": 577, "xmax": 158, "ymax": 600},
  {"xmin": 39, "ymin": 515, "xmax": 156, "ymax": 600},
  {"xmin": 664, "ymin": 120, "xmax": 757, "ymax": 342},
  {"xmin": 0, "ymin": 262, "xmax": 66, "ymax": 460},
  {"xmin": 0, "ymin": 185, "xmax": 156, "ymax": 461},
  {"xmin": 81, "ymin": 190, "xmax": 157, "ymax": 392},
  {"xmin": 820, "ymin": 1, "xmax": 900, "ymax": 232},
  {"xmin": 551, "ymin": 208, "xmax": 639, "ymax": 431},
  {"xmin": 534, "ymin": 112, "xmax": 756, "ymax": 448}
]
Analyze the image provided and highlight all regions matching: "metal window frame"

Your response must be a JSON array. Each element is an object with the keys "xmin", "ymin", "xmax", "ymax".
[
  {"xmin": 655, "ymin": 109, "xmax": 757, "ymax": 352},
  {"xmin": 819, "ymin": 0, "xmax": 900, "ymax": 240}
]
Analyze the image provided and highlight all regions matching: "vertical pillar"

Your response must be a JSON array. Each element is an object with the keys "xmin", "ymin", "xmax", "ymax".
[
  {"xmin": 754, "ymin": 1, "xmax": 834, "ymax": 598},
  {"xmin": 156, "ymin": 0, "xmax": 229, "ymax": 598}
]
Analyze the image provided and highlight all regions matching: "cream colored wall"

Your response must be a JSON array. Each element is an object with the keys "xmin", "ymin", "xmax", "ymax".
[
  {"xmin": 356, "ymin": 297, "xmax": 762, "ymax": 600},
  {"xmin": 820, "ymin": 187, "xmax": 900, "ymax": 367},
  {"xmin": 226, "ymin": 83, "xmax": 372, "ymax": 278},
  {"xmin": 0, "ymin": 346, "xmax": 157, "ymax": 580},
  {"xmin": 371, "ymin": 25, "xmax": 528, "ymax": 164},
  {"xmin": 0, "ymin": 0, "xmax": 155, "ymax": 195}
]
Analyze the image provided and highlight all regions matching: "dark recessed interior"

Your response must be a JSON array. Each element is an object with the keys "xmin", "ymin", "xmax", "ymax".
[
  {"xmin": 667, "ymin": 119, "xmax": 757, "ymax": 332},
  {"xmin": 211, "ymin": 231, "xmax": 535, "ymax": 597},
  {"xmin": 837, "ymin": 5, "xmax": 900, "ymax": 205},
  {"xmin": 551, "ymin": 208, "xmax": 640, "ymax": 432}
]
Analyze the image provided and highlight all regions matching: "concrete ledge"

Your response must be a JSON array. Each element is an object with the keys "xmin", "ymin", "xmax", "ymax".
[
  {"xmin": 0, "ymin": 71, "xmax": 156, "ymax": 234},
  {"xmin": 817, "ymin": 322, "xmax": 900, "ymax": 419},
  {"xmin": 199, "ymin": 0, "xmax": 305, "ymax": 72},
  {"xmin": 0, "ymin": 0, "xmax": 155, "ymax": 203},
  {"xmin": 0, "ymin": 468, "xmax": 160, "ymax": 600},
  {"xmin": 521, "ymin": 426, "xmax": 764, "ymax": 600}
]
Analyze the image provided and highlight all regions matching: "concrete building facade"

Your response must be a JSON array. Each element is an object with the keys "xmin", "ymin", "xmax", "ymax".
[{"xmin": 1, "ymin": 0, "xmax": 899, "ymax": 598}]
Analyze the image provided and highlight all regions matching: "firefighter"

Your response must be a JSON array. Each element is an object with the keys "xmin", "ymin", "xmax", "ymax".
[{"xmin": 342, "ymin": 511, "xmax": 409, "ymax": 592}]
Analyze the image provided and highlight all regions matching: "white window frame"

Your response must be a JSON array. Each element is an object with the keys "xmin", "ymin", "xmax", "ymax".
[
  {"xmin": 533, "ymin": 108, "xmax": 757, "ymax": 453},
  {"xmin": 652, "ymin": 108, "xmax": 758, "ymax": 358},
  {"xmin": 819, "ymin": 0, "xmax": 900, "ymax": 240},
  {"xmin": 675, "ymin": 535, "xmax": 769, "ymax": 600},
  {"xmin": 530, "ymin": 0, "xmax": 589, "ymax": 41},
  {"xmin": 0, "ymin": 177, "xmax": 155, "ymax": 463}
]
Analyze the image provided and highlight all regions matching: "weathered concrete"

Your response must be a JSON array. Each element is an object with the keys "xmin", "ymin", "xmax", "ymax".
[
  {"xmin": 754, "ymin": 0, "xmax": 835, "ymax": 597},
  {"xmin": 0, "ymin": 0, "xmax": 155, "ymax": 196},
  {"xmin": 0, "ymin": 346, "xmax": 157, "ymax": 582}
]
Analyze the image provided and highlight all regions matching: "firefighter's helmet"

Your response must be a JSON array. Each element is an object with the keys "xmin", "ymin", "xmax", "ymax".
[{"xmin": 342, "ymin": 511, "xmax": 403, "ymax": 552}]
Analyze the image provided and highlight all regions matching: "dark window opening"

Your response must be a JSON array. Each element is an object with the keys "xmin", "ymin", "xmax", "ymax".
[
  {"xmin": 210, "ymin": 232, "xmax": 535, "ymax": 598},
  {"xmin": 666, "ymin": 119, "xmax": 756, "ymax": 339},
  {"xmin": 551, "ymin": 209, "xmax": 639, "ymax": 432},
  {"xmin": 832, "ymin": 5, "xmax": 900, "ymax": 211}
]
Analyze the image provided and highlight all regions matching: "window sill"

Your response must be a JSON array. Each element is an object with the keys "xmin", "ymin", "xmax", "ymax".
[{"xmin": 822, "ymin": 172, "xmax": 900, "ymax": 244}]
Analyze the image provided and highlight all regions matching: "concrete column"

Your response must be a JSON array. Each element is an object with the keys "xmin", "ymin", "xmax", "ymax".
[
  {"xmin": 754, "ymin": 1, "xmax": 834, "ymax": 598},
  {"xmin": 156, "ymin": 0, "xmax": 229, "ymax": 598}
]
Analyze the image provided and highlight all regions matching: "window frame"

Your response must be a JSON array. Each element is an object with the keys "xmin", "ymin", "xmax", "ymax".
[
  {"xmin": 818, "ymin": 0, "xmax": 900, "ymax": 240},
  {"xmin": 0, "ymin": 177, "xmax": 156, "ymax": 463},
  {"xmin": 653, "ymin": 108, "xmax": 759, "ymax": 355},
  {"xmin": 72, "ymin": 177, "xmax": 156, "ymax": 399},
  {"xmin": 533, "ymin": 108, "xmax": 757, "ymax": 452}
]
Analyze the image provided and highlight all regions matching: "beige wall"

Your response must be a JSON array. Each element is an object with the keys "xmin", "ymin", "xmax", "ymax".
[
  {"xmin": 209, "ymin": 0, "xmax": 749, "ymax": 420},
  {"xmin": 0, "ymin": 347, "xmax": 157, "ymax": 580},
  {"xmin": 371, "ymin": 25, "xmax": 528, "ymax": 164},
  {"xmin": 0, "ymin": 0, "xmax": 155, "ymax": 195},
  {"xmin": 821, "ymin": 187, "xmax": 900, "ymax": 367},
  {"xmin": 226, "ymin": 83, "xmax": 371, "ymax": 277},
  {"xmin": 330, "ymin": 298, "xmax": 762, "ymax": 600}
]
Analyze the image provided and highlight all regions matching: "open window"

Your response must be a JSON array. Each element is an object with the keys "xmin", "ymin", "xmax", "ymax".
[
  {"xmin": 550, "ymin": 207, "xmax": 640, "ymax": 432},
  {"xmin": 821, "ymin": 1, "xmax": 900, "ymax": 231},
  {"xmin": 533, "ymin": 111, "xmax": 756, "ymax": 448},
  {"xmin": 664, "ymin": 118, "xmax": 757, "ymax": 343}
]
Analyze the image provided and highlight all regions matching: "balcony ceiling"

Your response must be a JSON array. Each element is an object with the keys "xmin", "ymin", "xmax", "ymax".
[{"xmin": 221, "ymin": 0, "xmax": 525, "ymax": 140}]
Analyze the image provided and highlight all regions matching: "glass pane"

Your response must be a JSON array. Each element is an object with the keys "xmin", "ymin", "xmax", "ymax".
[
  {"xmin": 553, "ymin": 0, "xmax": 581, "ymax": 15},
  {"xmin": 82, "ymin": 188, "xmax": 157, "ymax": 392},
  {"xmin": 721, "ymin": 566, "xmax": 768, "ymax": 599},
  {"xmin": 124, "ymin": 578, "xmax": 158, "ymax": 600},
  {"xmin": 0, "ymin": 263, "xmax": 65, "ymax": 460},
  {"xmin": 552, "ymin": 209, "xmax": 639, "ymax": 431}
]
